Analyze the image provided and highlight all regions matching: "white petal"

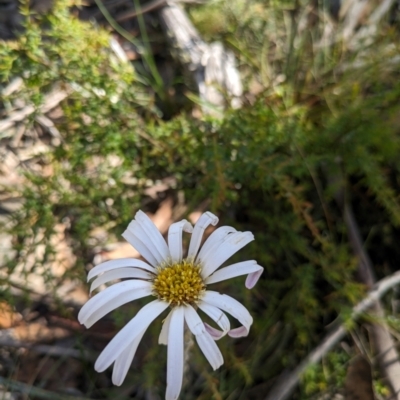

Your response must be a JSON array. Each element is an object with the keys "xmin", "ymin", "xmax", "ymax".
[
  {"xmin": 78, "ymin": 281, "xmax": 153, "ymax": 328},
  {"xmin": 228, "ymin": 326, "xmax": 249, "ymax": 337},
  {"xmin": 168, "ymin": 220, "xmax": 193, "ymax": 263},
  {"xmin": 205, "ymin": 260, "xmax": 263, "ymax": 288},
  {"xmin": 201, "ymin": 232, "xmax": 254, "ymax": 278},
  {"xmin": 135, "ymin": 210, "xmax": 170, "ymax": 261},
  {"xmin": 90, "ymin": 267, "xmax": 152, "ymax": 293},
  {"xmin": 159, "ymin": 310, "xmax": 173, "ymax": 345},
  {"xmin": 195, "ymin": 226, "xmax": 236, "ymax": 265},
  {"xmin": 196, "ymin": 330, "xmax": 224, "ymax": 370},
  {"xmin": 166, "ymin": 307, "xmax": 185, "ymax": 400},
  {"xmin": 204, "ymin": 323, "xmax": 225, "ymax": 340},
  {"xmin": 122, "ymin": 224, "xmax": 159, "ymax": 266},
  {"xmin": 187, "ymin": 212, "xmax": 218, "ymax": 260},
  {"xmin": 197, "ymin": 301, "xmax": 230, "ymax": 334},
  {"xmin": 184, "ymin": 305, "xmax": 223, "ymax": 370},
  {"xmin": 245, "ymin": 268, "xmax": 264, "ymax": 289},
  {"xmin": 129, "ymin": 220, "xmax": 166, "ymax": 264},
  {"xmin": 112, "ymin": 329, "xmax": 146, "ymax": 386},
  {"xmin": 184, "ymin": 304, "xmax": 205, "ymax": 335},
  {"xmin": 87, "ymin": 258, "xmax": 155, "ymax": 281},
  {"xmin": 95, "ymin": 300, "xmax": 169, "ymax": 372},
  {"xmin": 202, "ymin": 291, "xmax": 253, "ymax": 338}
]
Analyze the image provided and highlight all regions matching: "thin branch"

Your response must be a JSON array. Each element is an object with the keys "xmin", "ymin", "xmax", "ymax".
[
  {"xmin": 115, "ymin": 0, "xmax": 206, "ymax": 22},
  {"xmin": 343, "ymin": 202, "xmax": 400, "ymax": 397},
  {"xmin": 0, "ymin": 376, "xmax": 95, "ymax": 400},
  {"xmin": 264, "ymin": 270, "xmax": 400, "ymax": 400},
  {"xmin": 0, "ymin": 336, "xmax": 95, "ymax": 361},
  {"xmin": 0, "ymin": 88, "xmax": 71, "ymax": 132},
  {"xmin": 343, "ymin": 203, "xmax": 375, "ymax": 287}
]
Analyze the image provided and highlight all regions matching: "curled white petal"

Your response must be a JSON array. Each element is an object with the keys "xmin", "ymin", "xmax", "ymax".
[
  {"xmin": 122, "ymin": 223, "xmax": 159, "ymax": 266},
  {"xmin": 166, "ymin": 307, "xmax": 185, "ymax": 400},
  {"xmin": 196, "ymin": 226, "xmax": 236, "ymax": 265},
  {"xmin": 187, "ymin": 212, "xmax": 219, "ymax": 260},
  {"xmin": 87, "ymin": 258, "xmax": 155, "ymax": 282},
  {"xmin": 197, "ymin": 301, "xmax": 230, "ymax": 334},
  {"xmin": 184, "ymin": 305, "xmax": 223, "ymax": 370},
  {"xmin": 201, "ymin": 232, "xmax": 254, "ymax": 279},
  {"xmin": 90, "ymin": 267, "xmax": 152, "ymax": 293},
  {"xmin": 94, "ymin": 300, "xmax": 169, "ymax": 372},
  {"xmin": 205, "ymin": 260, "xmax": 263, "ymax": 289},
  {"xmin": 159, "ymin": 310, "xmax": 173, "ymax": 345},
  {"xmin": 228, "ymin": 326, "xmax": 249, "ymax": 338},
  {"xmin": 168, "ymin": 220, "xmax": 193, "ymax": 263},
  {"xmin": 245, "ymin": 268, "xmax": 264, "ymax": 289},
  {"xmin": 78, "ymin": 280, "xmax": 152, "ymax": 328},
  {"xmin": 204, "ymin": 323, "xmax": 225, "ymax": 340},
  {"xmin": 202, "ymin": 290, "xmax": 253, "ymax": 338},
  {"xmin": 135, "ymin": 210, "xmax": 171, "ymax": 261},
  {"xmin": 112, "ymin": 329, "xmax": 146, "ymax": 386}
]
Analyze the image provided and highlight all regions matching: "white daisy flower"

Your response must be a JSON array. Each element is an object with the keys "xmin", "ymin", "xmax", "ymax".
[{"xmin": 78, "ymin": 210, "xmax": 263, "ymax": 400}]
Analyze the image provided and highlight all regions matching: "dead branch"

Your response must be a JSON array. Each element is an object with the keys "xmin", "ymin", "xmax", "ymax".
[
  {"xmin": 2, "ymin": 77, "xmax": 23, "ymax": 97},
  {"xmin": 264, "ymin": 269, "xmax": 400, "ymax": 400},
  {"xmin": 0, "ymin": 336, "xmax": 95, "ymax": 361},
  {"xmin": 343, "ymin": 202, "xmax": 400, "ymax": 398},
  {"xmin": 158, "ymin": 0, "xmax": 242, "ymax": 115},
  {"xmin": 0, "ymin": 104, "xmax": 35, "ymax": 132},
  {"xmin": 0, "ymin": 87, "xmax": 71, "ymax": 132},
  {"xmin": 114, "ymin": 0, "xmax": 206, "ymax": 22},
  {"xmin": 0, "ymin": 376, "xmax": 94, "ymax": 400},
  {"xmin": 345, "ymin": 0, "xmax": 396, "ymax": 47}
]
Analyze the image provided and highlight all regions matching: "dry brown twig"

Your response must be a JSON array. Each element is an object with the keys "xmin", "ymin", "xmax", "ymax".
[{"xmin": 0, "ymin": 87, "xmax": 72, "ymax": 132}]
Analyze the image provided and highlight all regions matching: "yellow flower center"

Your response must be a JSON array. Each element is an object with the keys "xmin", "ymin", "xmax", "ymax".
[{"xmin": 152, "ymin": 259, "xmax": 206, "ymax": 306}]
